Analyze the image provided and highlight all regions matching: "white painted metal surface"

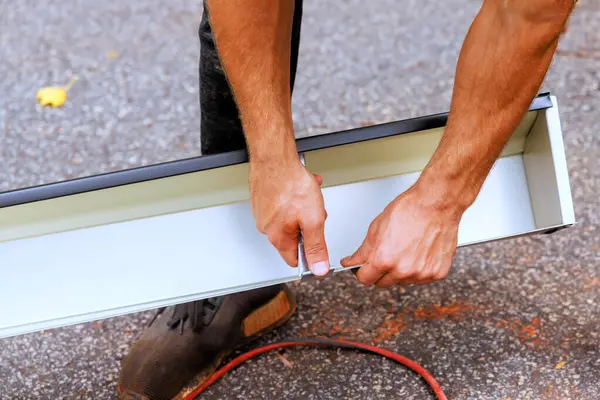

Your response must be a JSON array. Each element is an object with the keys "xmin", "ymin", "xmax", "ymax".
[{"xmin": 0, "ymin": 99, "xmax": 575, "ymax": 339}]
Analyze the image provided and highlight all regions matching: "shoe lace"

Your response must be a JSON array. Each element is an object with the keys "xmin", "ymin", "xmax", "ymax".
[{"xmin": 162, "ymin": 297, "xmax": 224, "ymax": 335}]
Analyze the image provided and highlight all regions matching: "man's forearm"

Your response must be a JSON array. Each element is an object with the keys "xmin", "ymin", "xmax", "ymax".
[
  {"xmin": 417, "ymin": 0, "xmax": 574, "ymax": 212},
  {"xmin": 206, "ymin": 0, "xmax": 298, "ymax": 163}
]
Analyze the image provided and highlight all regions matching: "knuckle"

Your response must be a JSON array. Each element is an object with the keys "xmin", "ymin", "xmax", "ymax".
[
  {"xmin": 256, "ymin": 221, "xmax": 267, "ymax": 234},
  {"xmin": 373, "ymin": 252, "xmax": 393, "ymax": 269},
  {"xmin": 303, "ymin": 213, "xmax": 325, "ymax": 231},
  {"xmin": 267, "ymin": 233, "xmax": 281, "ymax": 248},
  {"xmin": 367, "ymin": 219, "xmax": 379, "ymax": 233},
  {"xmin": 372, "ymin": 260, "xmax": 390, "ymax": 273},
  {"xmin": 434, "ymin": 269, "xmax": 449, "ymax": 281},
  {"xmin": 305, "ymin": 242, "xmax": 325, "ymax": 255},
  {"xmin": 265, "ymin": 227, "xmax": 276, "ymax": 240},
  {"xmin": 394, "ymin": 264, "xmax": 414, "ymax": 279},
  {"xmin": 416, "ymin": 271, "xmax": 430, "ymax": 282},
  {"xmin": 266, "ymin": 229, "xmax": 288, "ymax": 249}
]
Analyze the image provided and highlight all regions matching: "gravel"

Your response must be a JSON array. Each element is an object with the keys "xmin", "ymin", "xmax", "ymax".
[{"xmin": 1, "ymin": 0, "xmax": 599, "ymax": 399}]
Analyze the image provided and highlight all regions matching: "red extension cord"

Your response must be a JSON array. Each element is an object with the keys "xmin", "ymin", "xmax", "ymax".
[{"xmin": 182, "ymin": 338, "xmax": 447, "ymax": 400}]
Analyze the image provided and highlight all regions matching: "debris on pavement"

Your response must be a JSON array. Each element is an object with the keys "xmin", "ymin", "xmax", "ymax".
[
  {"xmin": 36, "ymin": 75, "xmax": 79, "ymax": 107},
  {"xmin": 275, "ymin": 353, "xmax": 294, "ymax": 369}
]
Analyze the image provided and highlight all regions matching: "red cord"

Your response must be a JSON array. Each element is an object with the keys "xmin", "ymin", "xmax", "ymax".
[{"xmin": 182, "ymin": 338, "xmax": 447, "ymax": 400}]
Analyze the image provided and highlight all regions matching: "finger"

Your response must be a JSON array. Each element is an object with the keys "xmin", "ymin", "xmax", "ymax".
[
  {"xmin": 430, "ymin": 262, "xmax": 451, "ymax": 283},
  {"xmin": 355, "ymin": 262, "xmax": 386, "ymax": 287},
  {"xmin": 374, "ymin": 262, "xmax": 418, "ymax": 287},
  {"xmin": 300, "ymin": 214, "xmax": 330, "ymax": 277},
  {"xmin": 414, "ymin": 277, "xmax": 437, "ymax": 286},
  {"xmin": 268, "ymin": 223, "xmax": 300, "ymax": 268},
  {"xmin": 376, "ymin": 264, "xmax": 421, "ymax": 287},
  {"xmin": 410, "ymin": 259, "xmax": 451, "ymax": 286},
  {"xmin": 394, "ymin": 275, "xmax": 420, "ymax": 287},
  {"xmin": 313, "ymin": 173, "xmax": 323, "ymax": 186},
  {"xmin": 375, "ymin": 270, "xmax": 405, "ymax": 288},
  {"xmin": 276, "ymin": 236, "xmax": 300, "ymax": 268},
  {"xmin": 411, "ymin": 268, "xmax": 438, "ymax": 286},
  {"xmin": 403, "ymin": 265, "xmax": 433, "ymax": 286},
  {"xmin": 340, "ymin": 241, "xmax": 370, "ymax": 268},
  {"xmin": 394, "ymin": 267, "xmax": 424, "ymax": 286}
]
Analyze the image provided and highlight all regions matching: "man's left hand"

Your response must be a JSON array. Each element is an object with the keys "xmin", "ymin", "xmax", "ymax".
[{"xmin": 340, "ymin": 184, "xmax": 464, "ymax": 287}]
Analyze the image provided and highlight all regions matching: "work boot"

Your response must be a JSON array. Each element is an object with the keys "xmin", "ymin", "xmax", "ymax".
[{"xmin": 117, "ymin": 284, "xmax": 296, "ymax": 400}]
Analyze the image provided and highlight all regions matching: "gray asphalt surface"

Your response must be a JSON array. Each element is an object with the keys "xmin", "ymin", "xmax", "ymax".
[{"xmin": 0, "ymin": 0, "xmax": 599, "ymax": 399}]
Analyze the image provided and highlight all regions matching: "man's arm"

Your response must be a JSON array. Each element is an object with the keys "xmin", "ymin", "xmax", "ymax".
[
  {"xmin": 206, "ymin": 0, "xmax": 296, "ymax": 162},
  {"xmin": 419, "ymin": 0, "xmax": 574, "ymax": 212},
  {"xmin": 342, "ymin": 0, "xmax": 575, "ymax": 287},
  {"xmin": 206, "ymin": 0, "xmax": 331, "ymax": 276}
]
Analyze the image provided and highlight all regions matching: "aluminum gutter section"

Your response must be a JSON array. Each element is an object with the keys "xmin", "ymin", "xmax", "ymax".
[{"xmin": 0, "ymin": 93, "xmax": 573, "ymax": 340}]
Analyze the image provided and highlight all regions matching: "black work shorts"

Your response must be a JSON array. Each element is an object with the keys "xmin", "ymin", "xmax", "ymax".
[{"xmin": 198, "ymin": 0, "xmax": 304, "ymax": 155}]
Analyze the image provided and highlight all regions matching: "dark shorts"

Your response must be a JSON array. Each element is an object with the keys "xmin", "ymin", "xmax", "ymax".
[{"xmin": 198, "ymin": 0, "xmax": 304, "ymax": 155}]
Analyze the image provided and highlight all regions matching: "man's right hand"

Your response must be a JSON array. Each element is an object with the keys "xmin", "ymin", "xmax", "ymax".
[
  {"xmin": 249, "ymin": 156, "xmax": 330, "ymax": 277},
  {"xmin": 206, "ymin": 0, "xmax": 330, "ymax": 275}
]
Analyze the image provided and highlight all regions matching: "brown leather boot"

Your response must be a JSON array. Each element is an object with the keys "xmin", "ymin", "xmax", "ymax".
[{"xmin": 117, "ymin": 284, "xmax": 296, "ymax": 400}]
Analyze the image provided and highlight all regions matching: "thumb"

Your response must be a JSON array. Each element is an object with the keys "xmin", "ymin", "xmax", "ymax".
[
  {"xmin": 300, "ymin": 218, "xmax": 330, "ymax": 277},
  {"xmin": 340, "ymin": 241, "xmax": 370, "ymax": 268}
]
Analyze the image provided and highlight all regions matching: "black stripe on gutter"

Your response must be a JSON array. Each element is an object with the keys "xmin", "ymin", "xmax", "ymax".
[{"xmin": 0, "ymin": 93, "xmax": 554, "ymax": 209}]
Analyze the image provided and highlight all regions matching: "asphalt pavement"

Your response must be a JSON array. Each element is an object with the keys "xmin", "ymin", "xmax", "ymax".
[{"xmin": 1, "ymin": 0, "xmax": 599, "ymax": 399}]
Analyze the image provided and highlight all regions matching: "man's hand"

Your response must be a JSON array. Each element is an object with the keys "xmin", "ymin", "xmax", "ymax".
[
  {"xmin": 341, "ymin": 184, "xmax": 462, "ymax": 287},
  {"xmin": 250, "ymin": 157, "xmax": 330, "ymax": 276},
  {"xmin": 206, "ymin": 0, "xmax": 330, "ymax": 272},
  {"xmin": 341, "ymin": 0, "xmax": 574, "ymax": 288}
]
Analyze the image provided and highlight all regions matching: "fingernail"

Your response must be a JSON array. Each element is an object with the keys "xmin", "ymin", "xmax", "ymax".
[
  {"xmin": 340, "ymin": 257, "xmax": 349, "ymax": 265},
  {"xmin": 311, "ymin": 261, "xmax": 329, "ymax": 276}
]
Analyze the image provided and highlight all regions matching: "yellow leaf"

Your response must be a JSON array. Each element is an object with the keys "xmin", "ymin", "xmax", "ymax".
[
  {"xmin": 107, "ymin": 50, "xmax": 119, "ymax": 59},
  {"xmin": 555, "ymin": 361, "xmax": 567, "ymax": 369},
  {"xmin": 36, "ymin": 75, "xmax": 79, "ymax": 108},
  {"xmin": 36, "ymin": 87, "xmax": 68, "ymax": 107}
]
